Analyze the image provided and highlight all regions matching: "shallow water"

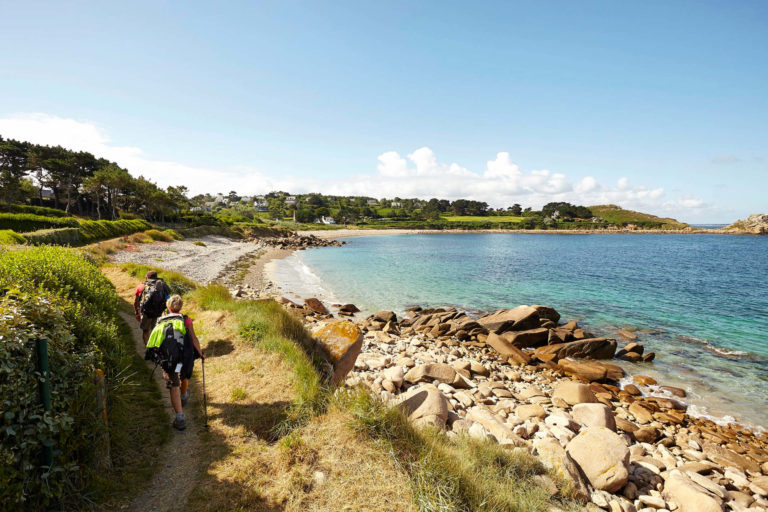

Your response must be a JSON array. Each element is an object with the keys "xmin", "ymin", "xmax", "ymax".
[{"xmin": 271, "ymin": 233, "xmax": 768, "ymax": 428}]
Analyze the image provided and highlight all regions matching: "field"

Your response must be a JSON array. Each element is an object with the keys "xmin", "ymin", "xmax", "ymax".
[
  {"xmin": 588, "ymin": 205, "xmax": 689, "ymax": 229},
  {"xmin": 442, "ymin": 215, "xmax": 524, "ymax": 223}
]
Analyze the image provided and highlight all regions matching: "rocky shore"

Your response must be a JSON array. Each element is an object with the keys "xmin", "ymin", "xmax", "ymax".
[{"xmin": 282, "ymin": 299, "xmax": 768, "ymax": 512}]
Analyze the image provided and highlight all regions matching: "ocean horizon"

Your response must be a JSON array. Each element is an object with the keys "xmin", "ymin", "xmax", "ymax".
[{"xmin": 270, "ymin": 233, "xmax": 768, "ymax": 430}]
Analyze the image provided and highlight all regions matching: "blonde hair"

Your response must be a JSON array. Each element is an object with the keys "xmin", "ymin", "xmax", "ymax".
[{"xmin": 167, "ymin": 294, "xmax": 183, "ymax": 312}]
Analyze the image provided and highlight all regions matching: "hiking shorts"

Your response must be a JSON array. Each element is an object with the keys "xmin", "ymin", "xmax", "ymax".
[
  {"xmin": 140, "ymin": 315, "xmax": 157, "ymax": 332},
  {"xmin": 164, "ymin": 371, "xmax": 181, "ymax": 389}
]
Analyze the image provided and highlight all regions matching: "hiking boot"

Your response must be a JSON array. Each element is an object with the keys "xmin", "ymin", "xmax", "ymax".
[
  {"xmin": 172, "ymin": 414, "xmax": 187, "ymax": 431},
  {"xmin": 181, "ymin": 391, "xmax": 190, "ymax": 407}
]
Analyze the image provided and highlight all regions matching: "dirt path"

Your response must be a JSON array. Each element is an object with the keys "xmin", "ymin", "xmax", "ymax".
[{"xmin": 120, "ymin": 310, "xmax": 203, "ymax": 512}]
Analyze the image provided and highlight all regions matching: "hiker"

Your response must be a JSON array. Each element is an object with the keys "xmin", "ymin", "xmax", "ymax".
[
  {"xmin": 134, "ymin": 270, "xmax": 172, "ymax": 345},
  {"xmin": 145, "ymin": 295, "xmax": 204, "ymax": 430}
]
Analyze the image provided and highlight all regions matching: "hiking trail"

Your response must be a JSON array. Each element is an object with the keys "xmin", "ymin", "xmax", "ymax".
[{"xmin": 120, "ymin": 310, "xmax": 203, "ymax": 512}]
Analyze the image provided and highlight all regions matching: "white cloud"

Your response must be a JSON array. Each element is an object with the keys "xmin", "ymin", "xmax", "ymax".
[{"xmin": 0, "ymin": 113, "xmax": 713, "ymax": 220}]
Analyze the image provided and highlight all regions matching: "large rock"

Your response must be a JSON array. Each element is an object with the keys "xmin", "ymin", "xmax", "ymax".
[
  {"xmin": 552, "ymin": 381, "xmax": 598, "ymax": 405},
  {"xmin": 702, "ymin": 442, "xmax": 761, "ymax": 474},
  {"xmin": 725, "ymin": 213, "xmax": 768, "ymax": 235},
  {"xmin": 313, "ymin": 321, "xmax": 363, "ymax": 385},
  {"xmin": 466, "ymin": 405, "xmax": 526, "ymax": 445},
  {"xmin": 572, "ymin": 403, "xmax": 616, "ymax": 431},
  {"xmin": 500, "ymin": 328, "xmax": 549, "ymax": 348},
  {"xmin": 486, "ymin": 332, "xmax": 531, "ymax": 364},
  {"xmin": 399, "ymin": 384, "xmax": 449, "ymax": 427},
  {"xmin": 374, "ymin": 310, "xmax": 397, "ymax": 323},
  {"xmin": 533, "ymin": 437, "xmax": 590, "ymax": 501},
  {"xmin": 566, "ymin": 427, "xmax": 630, "ymax": 492},
  {"xmin": 305, "ymin": 297, "xmax": 329, "ymax": 315},
  {"xmin": 531, "ymin": 305, "xmax": 561, "ymax": 324},
  {"xmin": 534, "ymin": 338, "xmax": 617, "ymax": 360},
  {"xmin": 477, "ymin": 305, "xmax": 540, "ymax": 333},
  {"xmin": 404, "ymin": 363, "xmax": 457, "ymax": 385},
  {"xmin": 383, "ymin": 366, "xmax": 405, "ymax": 388},
  {"xmin": 558, "ymin": 360, "xmax": 607, "ymax": 381},
  {"xmin": 663, "ymin": 471, "xmax": 723, "ymax": 512}
]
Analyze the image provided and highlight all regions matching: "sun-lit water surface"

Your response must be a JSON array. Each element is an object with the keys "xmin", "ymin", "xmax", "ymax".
[{"xmin": 270, "ymin": 233, "xmax": 768, "ymax": 428}]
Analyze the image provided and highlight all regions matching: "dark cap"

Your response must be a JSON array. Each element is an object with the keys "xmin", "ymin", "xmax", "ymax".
[{"xmin": 146, "ymin": 270, "xmax": 158, "ymax": 279}]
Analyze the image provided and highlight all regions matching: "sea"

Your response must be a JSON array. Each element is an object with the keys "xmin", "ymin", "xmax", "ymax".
[{"xmin": 268, "ymin": 233, "xmax": 768, "ymax": 429}]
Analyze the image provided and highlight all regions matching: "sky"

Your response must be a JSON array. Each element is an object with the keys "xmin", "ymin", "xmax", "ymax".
[{"xmin": 1, "ymin": 1, "xmax": 766, "ymax": 223}]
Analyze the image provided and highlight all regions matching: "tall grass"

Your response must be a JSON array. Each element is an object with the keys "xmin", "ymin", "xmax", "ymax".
[
  {"xmin": 0, "ymin": 229, "xmax": 26, "ymax": 244},
  {"xmin": 341, "ymin": 388, "xmax": 577, "ymax": 512},
  {"xmin": 191, "ymin": 284, "xmax": 326, "ymax": 434}
]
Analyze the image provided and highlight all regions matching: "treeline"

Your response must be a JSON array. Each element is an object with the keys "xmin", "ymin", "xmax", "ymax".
[{"xmin": 0, "ymin": 136, "xmax": 189, "ymax": 221}]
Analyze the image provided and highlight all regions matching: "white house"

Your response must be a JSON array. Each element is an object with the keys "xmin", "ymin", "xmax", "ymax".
[
  {"xmin": 391, "ymin": 201, "xmax": 402, "ymax": 208},
  {"xmin": 366, "ymin": 199, "xmax": 379, "ymax": 206},
  {"xmin": 321, "ymin": 216, "xmax": 336, "ymax": 225},
  {"xmin": 285, "ymin": 196, "xmax": 297, "ymax": 206}
]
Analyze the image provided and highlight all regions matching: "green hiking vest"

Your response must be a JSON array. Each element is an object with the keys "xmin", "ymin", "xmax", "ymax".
[{"xmin": 145, "ymin": 313, "xmax": 187, "ymax": 370}]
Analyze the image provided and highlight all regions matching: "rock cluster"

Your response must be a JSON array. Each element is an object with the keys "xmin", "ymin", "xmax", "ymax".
[
  {"xmin": 288, "ymin": 298, "xmax": 768, "ymax": 512},
  {"xmin": 257, "ymin": 233, "xmax": 344, "ymax": 250},
  {"xmin": 724, "ymin": 214, "xmax": 768, "ymax": 235}
]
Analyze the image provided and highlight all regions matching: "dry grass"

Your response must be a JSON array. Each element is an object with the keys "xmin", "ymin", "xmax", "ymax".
[{"xmin": 105, "ymin": 266, "xmax": 415, "ymax": 511}]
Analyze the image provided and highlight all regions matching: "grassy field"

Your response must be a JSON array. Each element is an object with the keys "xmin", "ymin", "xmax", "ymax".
[
  {"xmin": 442, "ymin": 215, "xmax": 524, "ymax": 223},
  {"xmin": 588, "ymin": 204, "xmax": 688, "ymax": 229}
]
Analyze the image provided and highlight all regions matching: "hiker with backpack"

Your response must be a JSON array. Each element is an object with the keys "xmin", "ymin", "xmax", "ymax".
[
  {"xmin": 145, "ymin": 294, "xmax": 205, "ymax": 430},
  {"xmin": 134, "ymin": 270, "xmax": 172, "ymax": 344}
]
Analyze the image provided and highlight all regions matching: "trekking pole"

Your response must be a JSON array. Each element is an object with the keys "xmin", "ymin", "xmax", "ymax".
[{"xmin": 201, "ymin": 357, "xmax": 209, "ymax": 431}]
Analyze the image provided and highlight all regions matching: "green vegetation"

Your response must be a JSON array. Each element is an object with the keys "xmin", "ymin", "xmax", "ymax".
[
  {"xmin": 0, "ymin": 247, "xmax": 166, "ymax": 509},
  {"xmin": 443, "ymin": 215, "xmax": 523, "ymax": 223},
  {"xmin": 119, "ymin": 262, "xmax": 198, "ymax": 296},
  {"xmin": 192, "ymin": 240, "xmax": 206, "ymax": 246},
  {"xmin": 0, "ymin": 229, "xmax": 26, "ymax": 244},
  {"xmin": 0, "ymin": 203, "xmax": 70, "ymax": 217},
  {"xmin": 79, "ymin": 219, "xmax": 152, "ymax": 243},
  {"xmin": 343, "ymin": 389, "xmax": 578, "ymax": 511},
  {"xmin": 588, "ymin": 204, "xmax": 689, "ymax": 229},
  {"xmin": 0, "ymin": 212, "xmax": 79, "ymax": 232},
  {"xmin": 23, "ymin": 227, "xmax": 81, "ymax": 245}
]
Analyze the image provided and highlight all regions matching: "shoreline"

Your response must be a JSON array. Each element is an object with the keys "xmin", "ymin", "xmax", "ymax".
[
  {"xmin": 258, "ymin": 236, "xmax": 768, "ymax": 434},
  {"xmin": 299, "ymin": 227, "xmax": 758, "ymax": 239}
]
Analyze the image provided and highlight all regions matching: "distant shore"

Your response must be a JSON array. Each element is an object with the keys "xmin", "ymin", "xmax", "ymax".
[{"xmin": 299, "ymin": 227, "xmax": 752, "ymax": 239}]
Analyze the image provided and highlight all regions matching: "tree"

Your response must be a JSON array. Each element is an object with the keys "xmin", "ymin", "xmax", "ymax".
[
  {"xmin": 508, "ymin": 203, "xmax": 522, "ymax": 216},
  {"xmin": 0, "ymin": 137, "xmax": 30, "ymax": 204},
  {"xmin": 268, "ymin": 198, "xmax": 286, "ymax": 220}
]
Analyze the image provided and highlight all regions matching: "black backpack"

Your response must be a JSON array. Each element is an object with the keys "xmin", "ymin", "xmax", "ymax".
[
  {"xmin": 140, "ymin": 279, "xmax": 167, "ymax": 318},
  {"xmin": 145, "ymin": 313, "xmax": 187, "ymax": 373}
]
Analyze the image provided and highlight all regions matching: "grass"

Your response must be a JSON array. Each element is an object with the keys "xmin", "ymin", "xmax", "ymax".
[
  {"xmin": 192, "ymin": 240, "xmax": 207, "ymax": 246},
  {"xmin": 442, "ymin": 215, "xmax": 524, "ymax": 223},
  {"xmin": 0, "ymin": 229, "xmax": 26, "ymax": 244},
  {"xmin": 88, "ymin": 319, "xmax": 170, "ymax": 509},
  {"xmin": 101, "ymin": 267, "xmax": 583, "ymax": 511},
  {"xmin": 341, "ymin": 388, "xmax": 580, "ymax": 512},
  {"xmin": 588, "ymin": 204, "xmax": 688, "ymax": 229},
  {"xmin": 118, "ymin": 262, "xmax": 198, "ymax": 296}
]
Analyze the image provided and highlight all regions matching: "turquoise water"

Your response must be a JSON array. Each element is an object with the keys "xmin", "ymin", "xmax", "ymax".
[{"xmin": 272, "ymin": 234, "xmax": 768, "ymax": 428}]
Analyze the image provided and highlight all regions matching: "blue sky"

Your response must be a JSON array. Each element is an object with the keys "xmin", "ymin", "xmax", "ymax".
[{"xmin": 1, "ymin": 0, "xmax": 766, "ymax": 222}]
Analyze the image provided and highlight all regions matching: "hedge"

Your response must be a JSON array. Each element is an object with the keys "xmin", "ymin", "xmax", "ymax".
[
  {"xmin": 0, "ymin": 213, "xmax": 79, "ymax": 233},
  {"xmin": 78, "ymin": 219, "xmax": 151, "ymax": 243},
  {"xmin": 0, "ymin": 247, "xmax": 121, "ymax": 509},
  {"xmin": 24, "ymin": 228, "xmax": 82, "ymax": 246},
  {"xmin": 0, "ymin": 204, "xmax": 70, "ymax": 217},
  {"xmin": 0, "ymin": 230, "xmax": 26, "ymax": 245}
]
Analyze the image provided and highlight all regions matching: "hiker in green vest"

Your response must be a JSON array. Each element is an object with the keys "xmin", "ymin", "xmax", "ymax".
[{"xmin": 145, "ymin": 294, "xmax": 204, "ymax": 430}]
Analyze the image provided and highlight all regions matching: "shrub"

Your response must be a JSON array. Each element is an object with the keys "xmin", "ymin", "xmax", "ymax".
[
  {"xmin": 192, "ymin": 240, "xmax": 206, "ymax": 247},
  {"xmin": 0, "ymin": 247, "xmax": 123, "ymax": 509},
  {"xmin": 144, "ymin": 229, "xmax": 173, "ymax": 242},
  {"xmin": 78, "ymin": 219, "xmax": 151, "ymax": 243},
  {"xmin": 163, "ymin": 229, "xmax": 183, "ymax": 240},
  {"xmin": 0, "ymin": 203, "xmax": 70, "ymax": 217},
  {"xmin": 0, "ymin": 229, "xmax": 26, "ymax": 245},
  {"xmin": 23, "ymin": 227, "xmax": 81, "ymax": 246},
  {"xmin": 0, "ymin": 213, "xmax": 79, "ymax": 233}
]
